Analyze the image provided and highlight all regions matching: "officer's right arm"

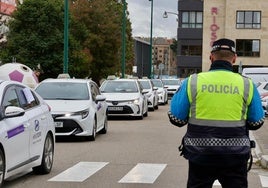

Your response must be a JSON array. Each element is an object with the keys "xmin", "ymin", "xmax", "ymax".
[
  {"xmin": 246, "ymin": 85, "xmax": 265, "ymax": 130},
  {"xmin": 168, "ymin": 78, "xmax": 190, "ymax": 127}
]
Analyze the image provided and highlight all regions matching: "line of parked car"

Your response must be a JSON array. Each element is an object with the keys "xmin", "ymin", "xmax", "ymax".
[{"xmin": 0, "ymin": 76, "xmax": 181, "ymax": 186}]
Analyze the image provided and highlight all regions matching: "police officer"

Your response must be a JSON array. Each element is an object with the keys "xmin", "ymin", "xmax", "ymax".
[{"xmin": 168, "ymin": 38, "xmax": 265, "ymax": 188}]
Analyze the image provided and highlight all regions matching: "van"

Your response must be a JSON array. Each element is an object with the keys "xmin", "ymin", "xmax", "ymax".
[{"xmin": 242, "ymin": 67, "xmax": 268, "ymax": 84}]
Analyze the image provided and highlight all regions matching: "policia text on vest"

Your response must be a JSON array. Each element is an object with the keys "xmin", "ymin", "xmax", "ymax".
[{"xmin": 201, "ymin": 84, "xmax": 239, "ymax": 94}]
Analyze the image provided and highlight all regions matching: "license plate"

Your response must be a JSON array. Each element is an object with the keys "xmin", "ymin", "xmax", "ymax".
[
  {"xmin": 54, "ymin": 121, "xmax": 63, "ymax": 128},
  {"xmin": 108, "ymin": 106, "xmax": 123, "ymax": 111}
]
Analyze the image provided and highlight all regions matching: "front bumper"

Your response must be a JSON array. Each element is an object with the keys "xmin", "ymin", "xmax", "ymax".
[
  {"xmin": 52, "ymin": 114, "xmax": 93, "ymax": 136},
  {"xmin": 106, "ymin": 101, "xmax": 142, "ymax": 117}
]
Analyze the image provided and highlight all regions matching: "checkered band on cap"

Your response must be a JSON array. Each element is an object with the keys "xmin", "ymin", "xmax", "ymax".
[
  {"xmin": 211, "ymin": 38, "xmax": 236, "ymax": 53},
  {"xmin": 184, "ymin": 138, "xmax": 250, "ymax": 147}
]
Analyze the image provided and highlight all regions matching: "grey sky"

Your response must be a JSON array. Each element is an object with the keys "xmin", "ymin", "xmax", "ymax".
[{"xmin": 127, "ymin": 0, "xmax": 178, "ymax": 39}]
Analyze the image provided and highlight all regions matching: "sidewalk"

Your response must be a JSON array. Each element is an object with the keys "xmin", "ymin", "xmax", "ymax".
[{"xmin": 251, "ymin": 118, "xmax": 268, "ymax": 169}]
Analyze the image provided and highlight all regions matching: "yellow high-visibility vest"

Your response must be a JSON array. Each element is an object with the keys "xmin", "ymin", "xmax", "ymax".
[{"xmin": 187, "ymin": 71, "xmax": 253, "ymax": 127}]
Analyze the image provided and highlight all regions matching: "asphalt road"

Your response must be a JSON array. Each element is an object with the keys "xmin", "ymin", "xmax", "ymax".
[{"xmin": 4, "ymin": 102, "xmax": 268, "ymax": 188}]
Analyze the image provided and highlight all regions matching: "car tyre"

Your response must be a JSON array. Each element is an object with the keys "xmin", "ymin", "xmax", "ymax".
[
  {"xmin": 154, "ymin": 102, "xmax": 158, "ymax": 110},
  {"xmin": 99, "ymin": 115, "xmax": 108, "ymax": 134},
  {"xmin": 33, "ymin": 133, "xmax": 54, "ymax": 174},
  {"xmin": 88, "ymin": 118, "xmax": 97, "ymax": 141},
  {"xmin": 0, "ymin": 149, "xmax": 5, "ymax": 187},
  {"xmin": 144, "ymin": 109, "xmax": 148, "ymax": 117},
  {"xmin": 138, "ymin": 106, "xmax": 144, "ymax": 120}
]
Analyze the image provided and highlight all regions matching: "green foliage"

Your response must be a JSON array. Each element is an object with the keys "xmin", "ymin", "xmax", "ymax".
[
  {"xmin": 170, "ymin": 38, "xmax": 177, "ymax": 55},
  {"xmin": 0, "ymin": 0, "xmax": 134, "ymax": 83},
  {"xmin": 71, "ymin": 0, "xmax": 134, "ymax": 84}
]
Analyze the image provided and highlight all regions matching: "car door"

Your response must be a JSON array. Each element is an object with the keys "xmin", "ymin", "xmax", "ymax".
[
  {"xmin": 16, "ymin": 86, "xmax": 46, "ymax": 160},
  {"xmin": 1, "ymin": 85, "xmax": 30, "ymax": 171},
  {"xmin": 90, "ymin": 82, "xmax": 105, "ymax": 130}
]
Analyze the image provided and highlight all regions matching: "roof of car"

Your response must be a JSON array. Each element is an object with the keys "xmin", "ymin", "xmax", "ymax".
[
  {"xmin": 111, "ymin": 78, "xmax": 138, "ymax": 82},
  {"xmin": 40, "ymin": 78, "xmax": 93, "ymax": 84}
]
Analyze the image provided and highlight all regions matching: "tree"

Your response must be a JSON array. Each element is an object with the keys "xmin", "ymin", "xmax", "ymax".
[
  {"xmin": 0, "ymin": 0, "xmax": 134, "ymax": 83},
  {"xmin": 3, "ymin": 0, "xmax": 65, "ymax": 79},
  {"xmin": 170, "ymin": 38, "xmax": 177, "ymax": 55},
  {"xmin": 71, "ymin": 0, "xmax": 134, "ymax": 84}
]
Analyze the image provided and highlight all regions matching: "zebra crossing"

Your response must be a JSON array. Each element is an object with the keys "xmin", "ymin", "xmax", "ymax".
[{"xmin": 47, "ymin": 161, "xmax": 268, "ymax": 187}]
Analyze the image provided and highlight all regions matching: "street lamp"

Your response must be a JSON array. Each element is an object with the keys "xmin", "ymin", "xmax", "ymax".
[
  {"xmin": 163, "ymin": 10, "xmax": 179, "ymax": 77},
  {"xmin": 149, "ymin": 0, "xmax": 153, "ymax": 79},
  {"xmin": 163, "ymin": 11, "xmax": 178, "ymax": 21}
]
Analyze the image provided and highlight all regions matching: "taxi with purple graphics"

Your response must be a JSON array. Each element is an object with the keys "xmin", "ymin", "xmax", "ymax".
[
  {"xmin": 35, "ymin": 78, "xmax": 108, "ymax": 141},
  {"xmin": 0, "ymin": 79, "xmax": 55, "ymax": 187}
]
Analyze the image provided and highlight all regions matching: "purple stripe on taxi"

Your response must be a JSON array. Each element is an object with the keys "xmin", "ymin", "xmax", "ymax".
[{"xmin": 7, "ymin": 125, "xmax": 25, "ymax": 139}]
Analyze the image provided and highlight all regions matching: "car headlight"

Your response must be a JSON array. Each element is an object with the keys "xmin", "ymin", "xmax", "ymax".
[
  {"xmin": 146, "ymin": 93, "xmax": 152, "ymax": 98},
  {"xmin": 66, "ymin": 109, "xmax": 89, "ymax": 119},
  {"xmin": 128, "ymin": 98, "xmax": 140, "ymax": 105}
]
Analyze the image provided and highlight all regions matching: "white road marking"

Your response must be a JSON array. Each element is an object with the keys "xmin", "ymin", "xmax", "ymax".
[
  {"xmin": 48, "ymin": 162, "xmax": 108, "ymax": 182},
  {"xmin": 260, "ymin": 175, "xmax": 268, "ymax": 187},
  {"xmin": 213, "ymin": 180, "xmax": 221, "ymax": 186},
  {"xmin": 118, "ymin": 163, "xmax": 167, "ymax": 184}
]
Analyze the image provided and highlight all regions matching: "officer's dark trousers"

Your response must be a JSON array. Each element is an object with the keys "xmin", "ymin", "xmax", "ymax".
[{"xmin": 187, "ymin": 161, "xmax": 248, "ymax": 188}]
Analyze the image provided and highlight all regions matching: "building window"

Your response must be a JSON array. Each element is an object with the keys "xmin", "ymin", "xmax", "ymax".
[
  {"xmin": 181, "ymin": 45, "xmax": 202, "ymax": 56},
  {"xmin": 182, "ymin": 11, "xmax": 203, "ymax": 28},
  {"xmin": 236, "ymin": 39, "xmax": 260, "ymax": 57},
  {"xmin": 236, "ymin": 11, "xmax": 261, "ymax": 29}
]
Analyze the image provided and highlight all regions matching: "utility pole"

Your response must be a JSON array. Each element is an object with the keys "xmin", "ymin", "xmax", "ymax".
[
  {"xmin": 63, "ymin": 0, "xmax": 69, "ymax": 74},
  {"xmin": 121, "ymin": 0, "xmax": 126, "ymax": 78},
  {"xmin": 149, "ymin": 0, "xmax": 153, "ymax": 79}
]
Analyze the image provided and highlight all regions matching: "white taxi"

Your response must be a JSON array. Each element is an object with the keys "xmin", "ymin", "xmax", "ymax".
[
  {"xmin": 35, "ymin": 78, "xmax": 108, "ymax": 141},
  {"xmin": 100, "ymin": 79, "xmax": 148, "ymax": 119},
  {"xmin": 0, "ymin": 80, "xmax": 55, "ymax": 186}
]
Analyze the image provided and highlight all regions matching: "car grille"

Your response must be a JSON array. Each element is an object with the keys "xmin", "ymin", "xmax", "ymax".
[
  {"xmin": 54, "ymin": 119, "xmax": 83, "ymax": 134},
  {"xmin": 108, "ymin": 106, "xmax": 134, "ymax": 114},
  {"xmin": 167, "ymin": 89, "xmax": 177, "ymax": 91}
]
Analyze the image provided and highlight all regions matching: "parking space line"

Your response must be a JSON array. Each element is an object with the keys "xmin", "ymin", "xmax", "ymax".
[
  {"xmin": 118, "ymin": 163, "xmax": 167, "ymax": 184},
  {"xmin": 48, "ymin": 162, "xmax": 108, "ymax": 182}
]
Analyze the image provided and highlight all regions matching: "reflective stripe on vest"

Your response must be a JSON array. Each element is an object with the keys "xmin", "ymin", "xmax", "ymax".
[{"xmin": 187, "ymin": 72, "xmax": 253, "ymax": 127}]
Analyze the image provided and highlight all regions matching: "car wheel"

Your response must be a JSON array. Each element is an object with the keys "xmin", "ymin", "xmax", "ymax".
[
  {"xmin": 144, "ymin": 108, "xmax": 148, "ymax": 117},
  {"xmin": 165, "ymin": 96, "xmax": 168, "ymax": 104},
  {"xmin": 154, "ymin": 101, "xmax": 158, "ymax": 110},
  {"xmin": 138, "ymin": 106, "xmax": 144, "ymax": 120},
  {"xmin": 0, "ymin": 149, "xmax": 5, "ymax": 187},
  {"xmin": 99, "ymin": 115, "xmax": 108, "ymax": 134},
  {"xmin": 88, "ymin": 118, "xmax": 97, "ymax": 141},
  {"xmin": 33, "ymin": 133, "xmax": 54, "ymax": 174},
  {"xmin": 150, "ymin": 101, "xmax": 155, "ymax": 111}
]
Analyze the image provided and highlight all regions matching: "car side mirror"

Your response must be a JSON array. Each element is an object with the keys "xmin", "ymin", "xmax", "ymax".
[
  {"xmin": 142, "ymin": 90, "xmax": 149, "ymax": 94},
  {"xmin": 4, "ymin": 106, "xmax": 25, "ymax": 119},
  {"xmin": 96, "ymin": 95, "xmax": 106, "ymax": 103}
]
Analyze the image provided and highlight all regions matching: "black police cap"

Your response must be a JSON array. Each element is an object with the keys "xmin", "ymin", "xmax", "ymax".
[{"xmin": 211, "ymin": 38, "xmax": 236, "ymax": 53}]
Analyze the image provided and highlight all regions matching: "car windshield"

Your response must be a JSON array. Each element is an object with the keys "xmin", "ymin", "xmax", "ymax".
[
  {"xmin": 101, "ymin": 80, "xmax": 138, "ymax": 93},
  {"xmin": 162, "ymin": 79, "xmax": 180, "ymax": 85},
  {"xmin": 151, "ymin": 80, "xmax": 163, "ymax": 87},
  {"xmin": 139, "ymin": 80, "xmax": 151, "ymax": 89},
  {"xmin": 35, "ymin": 82, "xmax": 89, "ymax": 100}
]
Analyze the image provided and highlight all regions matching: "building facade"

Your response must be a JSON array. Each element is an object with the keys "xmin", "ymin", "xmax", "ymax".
[
  {"xmin": 177, "ymin": 0, "xmax": 203, "ymax": 78},
  {"xmin": 133, "ymin": 37, "xmax": 151, "ymax": 78},
  {"xmin": 133, "ymin": 37, "xmax": 177, "ymax": 79},
  {"xmin": 202, "ymin": 0, "xmax": 268, "ymax": 72},
  {"xmin": 153, "ymin": 38, "xmax": 177, "ymax": 78},
  {"xmin": 177, "ymin": 0, "xmax": 268, "ymax": 77}
]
